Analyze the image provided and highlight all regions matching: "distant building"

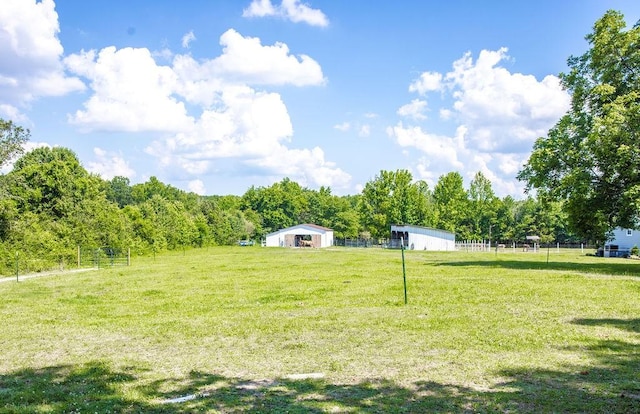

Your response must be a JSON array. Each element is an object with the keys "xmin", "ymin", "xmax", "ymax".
[
  {"xmin": 390, "ymin": 224, "xmax": 455, "ymax": 251},
  {"xmin": 265, "ymin": 224, "xmax": 334, "ymax": 248},
  {"xmin": 603, "ymin": 228, "xmax": 640, "ymax": 257}
]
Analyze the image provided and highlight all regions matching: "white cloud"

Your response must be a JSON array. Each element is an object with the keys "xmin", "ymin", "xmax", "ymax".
[
  {"xmin": 393, "ymin": 48, "xmax": 570, "ymax": 197},
  {"xmin": 409, "ymin": 71, "xmax": 442, "ymax": 95},
  {"xmin": 153, "ymin": 47, "xmax": 173, "ymax": 61},
  {"xmin": 145, "ymin": 83, "xmax": 351, "ymax": 190},
  {"xmin": 188, "ymin": 179, "xmax": 206, "ymax": 195},
  {"xmin": 156, "ymin": 85, "xmax": 293, "ymax": 160},
  {"xmin": 65, "ymin": 47, "xmax": 194, "ymax": 132},
  {"xmin": 334, "ymin": 121, "xmax": 350, "ymax": 132},
  {"xmin": 65, "ymin": 29, "xmax": 324, "ymax": 132},
  {"xmin": 247, "ymin": 146, "xmax": 351, "ymax": 189},
  {"xmin": 181, "ymin": 31, "xmax": 196, "ymax": 48},
  {"xmin": 0, "ymin": 104, "xmax": 26, "ymax": 122},
  {"xmin": 407, "ymin": 50, "xmax": 567, "ymax": 151},
  {"xmin": 243, "ymin": 0, "xmax": 277, "ymax": 17},
  {"xmin": 243, "ymin": 0, "xmax": 329, "ymax": 27},
  {"xmin": 334, "ymin": 113, "xmax": 375, "ymax": 139},
  {"xmin": 86, "ymin": 147, "xmax": 136, "ymax": 179},
  {"xmin": 0, "ymin": 0, "xmax": 84, "ymax": 118},
  {"xmin": 397, "ymin": 99, "xmax": 427, "ymax": 120},
  {"xmin": 171, "ymin": 54, "xmax": 225, "ymax": 107},
  {"xmin": 439, "ymin": 108, "xmax": 452, "ymax": 120},
  {"xmin": 211, "ymin": 29, "xmax": 325, "ymax": 86},
  {"xmin": 358, "ymin": 124, "xmax": 371, "ymax": 138},
  {"xmin": 387, "ymin": 123, "xmax": 465, "ymax": 172},
  {"xmin": 443, "ymin": 47, "xmax": 569, "ymax": 153}
]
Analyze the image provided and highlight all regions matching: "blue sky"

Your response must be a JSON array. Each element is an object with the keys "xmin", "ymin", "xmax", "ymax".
[{"xmin": 2, "ymin": 1, "xmax": 640, "ymax": 197}]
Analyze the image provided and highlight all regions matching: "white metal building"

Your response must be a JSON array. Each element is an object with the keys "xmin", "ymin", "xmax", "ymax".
[
  {"xmin": 390, "ymin": 224, "xmax": 455, "ymax": 251},
  {"xmin": 265, "ymin": 224, "xmax": 334, "ymax": 248}
]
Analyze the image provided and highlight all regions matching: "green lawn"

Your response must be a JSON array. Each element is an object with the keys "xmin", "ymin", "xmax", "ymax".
[{"xmin": 0, "ymin": 247, "xmax": 638, "ymax": 413}]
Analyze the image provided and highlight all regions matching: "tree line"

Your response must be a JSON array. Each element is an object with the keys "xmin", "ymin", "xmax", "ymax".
[{"xmin": 0, "ymin": 119, "xmax": 584, "ymax": 274}]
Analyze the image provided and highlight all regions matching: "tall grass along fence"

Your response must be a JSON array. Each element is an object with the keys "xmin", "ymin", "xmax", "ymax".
[{"xmin": 0, "ymin": 246, "xmax": 130, "ymax": 278}]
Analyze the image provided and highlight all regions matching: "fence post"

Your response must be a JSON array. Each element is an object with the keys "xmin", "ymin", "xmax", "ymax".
[
  {"xmin": 77, "ymin": 245, "xmax": 81, "ymax": 268},
  {"xmin": 127, "ymin": 248, "xmax": 131, "ymax": 266},
  {"xmin": 15, "ymin": 251, "xmax": 18, "ymax": 282}
]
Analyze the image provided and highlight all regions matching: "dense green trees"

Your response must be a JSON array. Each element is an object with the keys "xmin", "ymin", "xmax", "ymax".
[
  {"xmin": 10, "ymin": 147, "xmax": 104, "ymax": 218},
  {"xmin": 433, "ymin": 172, "xmax": 468, "ymax": 235},
  {"xmin": 519, "ymin": 10, "xmax": 640, "ymax": 243},
  {"xmin": 358, "ymin": 169, "xmax": 434, "ymax": 239},
  {"xmin": 0, "ymin": 116, "xmax": 587, "ymax": 274},
  {"xmin": 0, "ymin": 148, "xmax": 128, "ymax": 267},
  {"xmin": 465, "ymin": 172, "xmax": 499, "ymax": 241}
]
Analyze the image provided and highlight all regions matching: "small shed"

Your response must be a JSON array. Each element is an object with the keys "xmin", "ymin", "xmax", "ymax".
[
  {"xmin": 265, "ymin": 224, "xmax": 334, "ymax": 248},
  {"xmin": 525, "ymin": 235, "xmax": 540, "ymax": 252},
  {"xmin": 390, "ymin": 224, "xmax": 455, "ymax": 251}
]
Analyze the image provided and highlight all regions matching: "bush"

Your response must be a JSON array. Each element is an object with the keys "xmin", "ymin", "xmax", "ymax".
[{"xmin": 631, "ymin": 245, "xmax": 639, "ymax": 256}]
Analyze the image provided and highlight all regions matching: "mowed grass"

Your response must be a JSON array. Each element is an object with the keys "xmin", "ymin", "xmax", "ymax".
[{"xmin": 0, "ymin": 247, "xmax": 639, "ymax": 413}]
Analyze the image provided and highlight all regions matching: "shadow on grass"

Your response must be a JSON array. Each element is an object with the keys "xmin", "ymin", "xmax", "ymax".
[
  {"xmin": 494, "ymin": 318, "xmax": 640, "ymax": 413},
  {"xmin": 0, "ymin": 362, "xmax": 157, "ymax": 413},
  {"xmin": 433, "ymin": 257, "xmax": 640, "ymax": 277},
  {"xmin": 1, "ymin": 319, "xmax": 638, "ymax": 413},
  {"xmin": 573, "ymin": 318, "xmax": 640, "ymax": 333}
]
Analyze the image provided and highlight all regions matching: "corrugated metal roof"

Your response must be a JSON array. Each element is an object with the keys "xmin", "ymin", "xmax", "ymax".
[
  {"xmin": 266, "ymin": 223, "xmax": 333, "ymax": 237},
  {"xmin": 391, "ymin": 224, "xmax": 455, "ymax": 236}
]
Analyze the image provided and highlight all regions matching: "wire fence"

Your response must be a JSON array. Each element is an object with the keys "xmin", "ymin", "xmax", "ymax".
[
  {"xmin": 78, "ymin": 247, "xmax": 130, "ymax": 269},
  {"xmin": 333, "ymin": 238, "xmax": 387, "ymax": 248},
  {"xmin": 0, "ymin": 246, "xmax": 130, "ymax": 278}
]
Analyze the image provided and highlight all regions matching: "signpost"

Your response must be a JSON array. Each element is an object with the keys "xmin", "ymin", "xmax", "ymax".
[{"xmin": 401, "ymin": 237, "xmax": 407, "ymax": 305}]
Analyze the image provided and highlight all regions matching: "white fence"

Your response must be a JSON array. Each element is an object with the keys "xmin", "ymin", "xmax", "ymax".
[
  {"xmin": 456, "ymin": 242, "xmax": 591, "ymax": 253},
  {"xmin": 455, "ymin": 240, "xmax": 491, "ymax": 252}
]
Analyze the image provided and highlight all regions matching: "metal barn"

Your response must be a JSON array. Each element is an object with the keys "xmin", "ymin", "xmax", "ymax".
[
  {"xmin": 390, "ymin": 224, "xmax": 455, "ymax": 251},
  {"xmin": 265, "ymin": 224, "xmax": 334, "ymax": 248}
]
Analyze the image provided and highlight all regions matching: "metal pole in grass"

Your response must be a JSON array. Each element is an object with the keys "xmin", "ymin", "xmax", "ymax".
[
  {"xmin": 15, "ymin": 251, "xmax": 18, "ymax": 282},
  {"xmin": 401, "ymin": 237, "xmax": 407, "ymax": 305}
]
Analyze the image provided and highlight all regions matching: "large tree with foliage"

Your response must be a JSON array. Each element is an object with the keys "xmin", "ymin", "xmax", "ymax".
[
  {"xmin": 9, "ymin": 147, "xmax": 104, "ymax": 219},
  {"xmin": 433, "ymin": 172, "xmax": 468, "ymax": 235},
  {"xmin": 241, "ymin": 178, "xmax": 308, "ymax": 234},
  {"xmin": 518, "ymin": 10, "xmax": 640, "ymax": 242},
  {"xmin": 0, "ymin": 119, "xmax": 29, "ymax": 169},
  {"xmin": 358, "ymin": 169, "xmax": 430, "ymax": 239},
  {"xmin": 0, "ymin": 119, "xmax": 30, "ymax": 237},
  {"xmin": 465, "ymin": 171, "xmax": 499, "ymax": 240}
]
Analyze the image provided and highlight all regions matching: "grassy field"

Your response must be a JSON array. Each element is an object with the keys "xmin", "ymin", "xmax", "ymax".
[{"xmin": 0, "ymin": 247, "xmax": 638, "ymax": 413}]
